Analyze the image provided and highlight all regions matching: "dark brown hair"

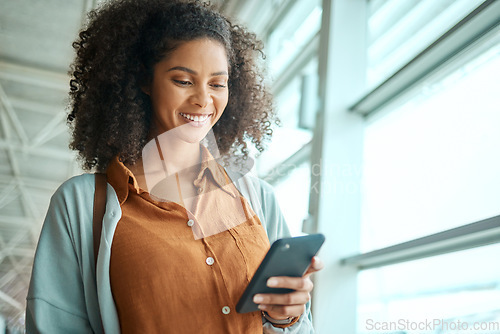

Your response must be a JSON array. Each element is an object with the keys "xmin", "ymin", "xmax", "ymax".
[{"xmin": 68, "ymin": 0, "xmax": 275, "ymax": 171}]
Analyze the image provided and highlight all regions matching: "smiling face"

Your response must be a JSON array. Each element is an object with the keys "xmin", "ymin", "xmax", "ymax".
[{"xmin": 146, "ymin": 38, "xmax": 229, "ymax": 143}]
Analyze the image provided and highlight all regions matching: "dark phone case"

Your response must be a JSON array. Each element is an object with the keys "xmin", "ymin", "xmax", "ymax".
[{"xmin": 236, "ymin": 233, "xmax": 325, "ymax": 313}]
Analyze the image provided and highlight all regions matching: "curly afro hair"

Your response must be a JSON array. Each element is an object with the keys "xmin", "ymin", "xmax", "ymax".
[{"xmin": 68, "ymin": 0, "xmax": 276, "ymax": 172}]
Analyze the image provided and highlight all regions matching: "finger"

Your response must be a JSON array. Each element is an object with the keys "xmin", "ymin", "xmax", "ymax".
[
  {"xmin": 267, "ymin": 276, "xmax": 314, "ymax": 291},
  {"xmin": 253, "ymin": 291, "xmax": 310, "ymax": 306},
  {"xmin": 304, "ymin": 256, "xmax": 324, "ymax": 277},
  {"xmin": 258, "ymin": 303, "xmax": 305, "ymax": 318}
]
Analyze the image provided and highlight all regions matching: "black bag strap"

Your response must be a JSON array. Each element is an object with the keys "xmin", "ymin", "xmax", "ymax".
[{"xmin": 93, "ymin": 173, "xmax": 107, "ymax": 268}]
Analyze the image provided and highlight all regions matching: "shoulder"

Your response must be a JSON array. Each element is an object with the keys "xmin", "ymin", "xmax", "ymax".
[
  {"xmin": 248, "ymin": 173, "xmax": 274, "ymax": 193},
  {"xmin": 48, "ymin": 173, "xmax": 96, "ymax": 214},
  {"xmin": 37, "ymin": 174, "xmax": 98, "ymax": 261},
  {"xmin": 53, "ymin": 173, "xmax": 95, "ymax": 195},
  {"xmin": 227, "ymin": 169, "xmax": 275, "ymax": 197},
  {"xmin": 242, "ymin": 173, "xmax": 279, "ymax": 207}
]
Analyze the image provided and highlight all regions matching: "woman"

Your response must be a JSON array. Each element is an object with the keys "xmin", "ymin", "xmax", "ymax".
[{"xmin": 26, "ymin": 1, "xmax": 322, "ymax": 333}]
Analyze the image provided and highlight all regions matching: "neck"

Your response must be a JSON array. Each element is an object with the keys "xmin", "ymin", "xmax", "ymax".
[
  {"xmin": 156, "ymin": 137, "xmax": 201, "ymax": 175},
  {"xmin": 126, "ymin": 136, "xmax": 202, "ymax": 179},
  {"xmin": 146, "ymin": 124, "xmax": 205, "ymax": 174}
]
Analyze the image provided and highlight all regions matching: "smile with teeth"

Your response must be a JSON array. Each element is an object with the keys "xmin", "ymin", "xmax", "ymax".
[{"xmin": 179, "ymin": 112, "xmax": 211, "ymax": 123}]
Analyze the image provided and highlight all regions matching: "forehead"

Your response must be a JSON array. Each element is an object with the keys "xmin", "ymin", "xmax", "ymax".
[{"xmin": 159, "ymin": 38, "xmax": 229, "ymax": 71}]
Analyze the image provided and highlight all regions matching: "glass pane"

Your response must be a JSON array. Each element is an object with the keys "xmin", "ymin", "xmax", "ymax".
[
  {"xmin": 357, "ymin": 244, "xmax": 500, "ymax": 334},
  {"xmin": 367, "ymin": 0, "xmax": 485, "ymax": 89},
  {"xmin": 361, "ymin": 39, "xmax": 500, "ymax": 251},
  {"xmin": 267, "ymin": 0, "xmax": 321, "ymax": 78},
  {"xmin": 256, "ymin": 58, "xmax": 316, "ymax": 176},
  {"xmin": 273, "ymin": 162, "xmax": 311, "ymax": 236}
]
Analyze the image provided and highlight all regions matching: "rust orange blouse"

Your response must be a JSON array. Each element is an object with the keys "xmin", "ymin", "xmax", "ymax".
[{"xmin": 107, "ymin": 147, "xmax": 272, "ymax": 333}]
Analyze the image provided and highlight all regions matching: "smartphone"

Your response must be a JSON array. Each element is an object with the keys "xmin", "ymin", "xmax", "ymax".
[{"xmin": 236, "ymin": 233, "xmax": 325, "ymax": 313}]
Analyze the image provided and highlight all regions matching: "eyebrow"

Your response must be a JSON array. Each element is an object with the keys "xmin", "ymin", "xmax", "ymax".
[{"xmin": 167, "ymin": 66, "xmax": 228, "ymax": 77}]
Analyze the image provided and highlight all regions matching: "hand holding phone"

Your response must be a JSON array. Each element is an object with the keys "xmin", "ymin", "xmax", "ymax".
[
  {"xmin": 257, "ymin": 255, "xmax": 324, "ymax": 322},
  {"xmin": 236, "ymin": 233, "xmax": 325, "ymax": 314}
]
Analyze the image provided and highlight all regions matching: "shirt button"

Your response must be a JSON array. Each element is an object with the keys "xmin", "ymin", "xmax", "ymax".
[
  {"xmin": 222, "ymin": 306, "xmax": 230, "ymax": 315},
  {"xmin": 206, "ymin": 257, "xmax": 214, "ymax": 265},
  {"xmin": 187, "ymin": 219, "xmax": 194, "ymax": 227},
  {"xmin": 197, "ymin": 187, "xmax": 203, "ymax": 194}
]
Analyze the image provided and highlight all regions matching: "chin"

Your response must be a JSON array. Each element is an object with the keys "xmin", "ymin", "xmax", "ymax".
[
  {"xmin": 155, "ymin": 120, "xmax": 215, "ymax": 146},
  {"xmin": 176, "ymin": 127, "xmax": 211, "ymax": 145}
]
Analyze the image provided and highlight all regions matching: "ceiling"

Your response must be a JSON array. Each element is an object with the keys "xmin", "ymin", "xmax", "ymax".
[
  {"xmin": 0, "ymin": 0, "xmax": 91, "ymax": 328},
  {"xmin": 0, "ymin": 0, "xmax": 265, "ymax": 329}
]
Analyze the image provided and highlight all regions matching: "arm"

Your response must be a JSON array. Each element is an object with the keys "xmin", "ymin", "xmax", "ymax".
[
  {"xmin": 26, "ymin": 176, "xmax": 103, "ymax": 333},
  {"xmin": 256, "ymin": 179, "xmax": 320, "ymax": 334}
]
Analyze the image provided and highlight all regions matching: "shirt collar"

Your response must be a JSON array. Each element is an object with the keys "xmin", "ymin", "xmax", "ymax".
[
  {"xmin": 106, "ymin": 156, "xmax": 141, "ymax": 205},
  {"xmin": 194, "ymin": 145, "xmax": 238, "ymax": 198},
  {"xmin": 106, "ymin": 145, "xmax": 238, "ymax": 206}
]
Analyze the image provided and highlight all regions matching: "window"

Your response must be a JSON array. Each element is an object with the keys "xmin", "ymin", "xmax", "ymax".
[
  {"xmin": 361, "ymin": 38, "xmax": 500, "ymax": 251},
  {"xmin": 273, "ymin": 162, "xmax": 311, "ymax": 236},
  {"xmin": 311, "ymin": 0, "xmax": 500, "ymax": 333},
  {"xmin": 358, "ymin": 244, "xmax": 500, "ymax": 334},
  {"xmin": 367, "ymin": 0, "xmax": 485, "ymax": 89},
  {"xmin": 256, "ymin": 58, "xmax": 317, "ymax": 176},
  {"xmin": 267, "ymin": 0, "xmax": 321, "ymax": 78},
  {"xmin": 252, "ymin": 0, "xmax": 322, "ymax": 234}
]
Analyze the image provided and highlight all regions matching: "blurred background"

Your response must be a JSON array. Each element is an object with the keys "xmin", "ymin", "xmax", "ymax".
[{"xmin": 0, "ymin": 0, "xmax": 499, "ymax": 332}]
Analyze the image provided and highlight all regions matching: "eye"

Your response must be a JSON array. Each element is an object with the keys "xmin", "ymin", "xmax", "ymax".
[
  {"xmin": 210, "ymin": 80, "xmax": 228, "ymax": 89},
  {"xmin": 173, "ymin": 79, "xmax": 192, "ymax": 86}
]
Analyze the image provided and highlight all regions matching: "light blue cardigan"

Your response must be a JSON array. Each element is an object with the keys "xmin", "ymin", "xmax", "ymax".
[{"xmin": 26, "ymin": 171, "xmax": 314, "ymax": 333}]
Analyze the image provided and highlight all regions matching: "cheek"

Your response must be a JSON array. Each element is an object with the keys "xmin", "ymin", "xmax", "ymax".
[
  {"xmin": 215, "ymin": 91, "xmax": 229, "ymax": 111},
  {"xmin": 151, "ymin": 88, "xmax": 180, "ymax": 112},
  {"xmin": 212, "ymin": 95, "xmax": 228, "ymax": 124}
]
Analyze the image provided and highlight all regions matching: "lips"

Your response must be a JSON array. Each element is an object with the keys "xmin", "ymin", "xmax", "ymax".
[
  {"xmin": 179, "ymin": 112, "xmax": 211, "ymax": 122},
  {"xmin": 179, "ymin": 112, "xmax": 212, "ymax": 127}
]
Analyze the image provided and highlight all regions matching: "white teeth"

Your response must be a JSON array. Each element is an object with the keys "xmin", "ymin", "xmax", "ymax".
[{"xmin": 180, "ymin": 113, "xmax": 210, "ymax": 122}]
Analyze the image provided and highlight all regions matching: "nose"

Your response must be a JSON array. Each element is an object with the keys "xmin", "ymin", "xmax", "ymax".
[{"xmin": 190, "ymin": 86, "xmax": 212, "ymax": 108}]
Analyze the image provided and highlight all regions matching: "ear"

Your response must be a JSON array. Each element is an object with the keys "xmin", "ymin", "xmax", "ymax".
[{"xmin": 141, "ymin": 85, "xmax": 151, "ymax": 96}]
